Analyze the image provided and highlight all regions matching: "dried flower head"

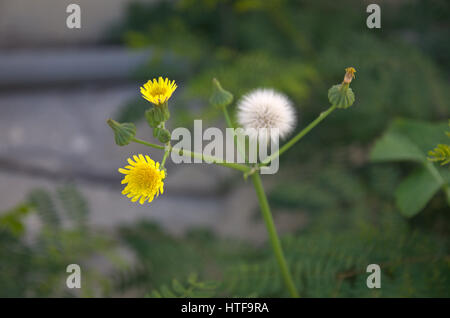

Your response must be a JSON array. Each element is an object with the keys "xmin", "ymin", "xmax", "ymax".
[
  {"xmin": 119, "ymin": 154, "xmax": 165, "ymax": 204},
  {"xmin": 140, "ymin": 77, "xmax": 177, "ymax": 106},
  {"xmin": 237, "ymin": 88, "xmax": 296, "ymax": 143},
  {"xmin": 343, "ymin": 67, "xmax": 356, "ymax": 84}
]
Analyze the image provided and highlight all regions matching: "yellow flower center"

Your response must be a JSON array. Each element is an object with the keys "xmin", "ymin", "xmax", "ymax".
[{"xmin": 119, "ymin": 154, "xmax": 165, "ymax": 205}]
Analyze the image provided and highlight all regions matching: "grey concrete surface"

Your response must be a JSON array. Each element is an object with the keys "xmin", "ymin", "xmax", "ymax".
[
  {"xmin": 0, "ymin": 0, "xmax": 154, "ymax": 48},
  {"xmin": 0, "ymin": 48, "xmax": 150, "ymax": 87}
]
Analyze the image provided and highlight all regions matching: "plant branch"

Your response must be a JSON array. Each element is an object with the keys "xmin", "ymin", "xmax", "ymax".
[
  {"xmin": 250, "ymin": 173, "xmax": 299, "ymax": 298},
  {"xmin": 131, "ymin": 137, "xmax": 165, "ymax": 150},
  {"xmin": 261, "ymin": 104, "xmax": 337, "ymax": 166},
  {"xmin": 222, "ymin": 106, "xmax": 248, "ymax": 164},
  {"xmin": 131, "ymin": 137, "xmax": 250, "ymax": 173}
]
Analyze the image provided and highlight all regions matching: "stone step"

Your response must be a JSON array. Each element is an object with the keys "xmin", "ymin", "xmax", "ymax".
[{"xmin": 0, "ymin": 47, "xmax": 151, "ymax": 88}]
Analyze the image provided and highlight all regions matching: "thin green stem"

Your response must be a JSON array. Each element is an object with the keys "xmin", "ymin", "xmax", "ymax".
[
  {"xmin": 161, "ymin": 145, "xmax": 170, "ymax": 168},
  {"xmin": 172, "ymin": 147, "xmax": 249, "ymax": 172},
  {"xmin": 131, "ymin": 137, "xmax": 165, "ymax": 150},
  {"xmin": 222, "ymin": 106, "xmax": 248, "ymax": 163},
  {"xmin": 261, "ymin": 105, "xmax": 337, "ymax": 166},
  {"xmin": 222, "ymin": 106, "xmax": 234, "ymax": 129},
  {"xmin": 250, "ymin": 173, "xmax": 299, "ymax": 298},
  {"xmin": 131, "ymin": 137, "xmax": 250, "ymax": 173}
]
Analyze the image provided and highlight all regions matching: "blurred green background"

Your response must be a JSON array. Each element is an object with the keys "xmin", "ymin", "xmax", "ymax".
[{"xmin": 0, "ymin": 0, "xmax": 449, "ymax": 297}]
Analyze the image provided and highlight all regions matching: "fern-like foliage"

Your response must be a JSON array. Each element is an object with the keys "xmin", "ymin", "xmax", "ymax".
[
  {"xmin": 134, "ymin": 217, "xmax": 449, "ymax": 298},
  {"xmin": 57, "ymin": 184, "xmax": 89, "ymax": 228},
  {"xmin": 149, "ymin": 274, "xmax": 219, "ymax": 298},
  {"xmin": 223, "ymin": 227, "xmax": 449, "ymax": 297},
  {"xmin": 0, "ymin": 186, "xmax": 119, "ymax": 297}
]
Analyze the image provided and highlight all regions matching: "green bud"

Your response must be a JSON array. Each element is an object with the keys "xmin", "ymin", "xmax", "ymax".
[
  {"xmin": 209, "ymin": 78, "xmax": 233, "ymax": 108},
  {"xmin": 145, "ymin": 103, "xmax": 170, "ymax": 128},
  {"xmin": 107, "ymin": 119, "xmax": 136, "ymax": 146},
  {"xmin": 161, "ymin": 102, "xmax": 171, "ymax": 121},
  {"xmin": 153, "ymin": 127, "xmax": 160, "ymax": 138},
  {"xmin": 157, "ymin": 128, "xmax": 171, "ymax": 144},
  {"xmin": 145, "ymin": 108, "xmax": 159, "ymax": 128},
  {"xmin": 328, "ymin": 84, "xmax": 355, "ymax": 109}
]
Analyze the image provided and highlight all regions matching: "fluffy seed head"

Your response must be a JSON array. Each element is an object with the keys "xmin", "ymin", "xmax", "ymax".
[{"xmin": 237, "ymin": 88, "xmax": 296, "ymax": 143}]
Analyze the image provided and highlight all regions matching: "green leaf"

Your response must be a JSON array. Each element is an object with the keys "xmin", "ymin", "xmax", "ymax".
[
  {"xmin": 395, "ymin": 167, "xmax": 442, "ymax": 217},
  {"xmin": 370, "ymin": 119, "xmax": 449, "ymax": 163},
  {"xmin": 371, "ymin": 119, "xmax": 450, "ymax": 217},
  {"xmin": 371, "ymin": 132, "xmax": 425, "ymax": 162},
  {"xmin": 0, "ymin": 203, "xmax": 32, "ymax": 236}
]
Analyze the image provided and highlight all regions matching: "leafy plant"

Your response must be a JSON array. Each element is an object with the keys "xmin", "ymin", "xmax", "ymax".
[
  {"xmin": 370, "ymin": 118, "xmax": 450, "ymax": 217},
  {"xmin": 149, "ymin": 274, "xmax": 219, "ymax": 298},
  {"xmin": 428, "ymin": 120, "xmax": 450, "ymax": 166},
  {"xmin": 0, "ymin": 186, "xmax": 123, "ymax": 297}
]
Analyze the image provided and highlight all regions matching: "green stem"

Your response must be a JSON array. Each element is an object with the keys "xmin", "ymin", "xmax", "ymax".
[
  {"xmin": 131, "ymin": 137, "xmax": 250, "ymax": 173},
  {"xmin": 131, "ymin": 137, "xmax": 165, "ymax": 150},
  {"xmin": 173, "ymin": 147, "xmax": 249, "ymax": 172},
  {"xmin": 261, "ymin": 105, "xmax": 337, "ymax": 166},
  {"xmin": 250, "ymin": 173, "xmax": 299, "ymax": 298},
  {"xmin": 222, "ymin": 106, "xmax": 248, "ymax": 163},
  {"xmin": 222, "ymin": 106, "xmax": 234, "ymax": 129},
  {"xmin": 161, "ymin": 144, "xmax": 170, "ymax": 168}
]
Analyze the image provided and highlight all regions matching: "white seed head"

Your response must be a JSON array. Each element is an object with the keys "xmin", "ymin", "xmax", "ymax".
[{"xmin": 237, "ymin": 88, "xmax": 296, "ymax": 143}]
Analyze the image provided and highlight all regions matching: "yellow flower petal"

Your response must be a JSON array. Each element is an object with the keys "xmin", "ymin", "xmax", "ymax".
[
  {"xmin": 140, "ymin": 77, "xmax": 177, "ymax": 106},
  {"xmin": 118, "ymin": 154, "xmax": 166, "ymax": 205}
]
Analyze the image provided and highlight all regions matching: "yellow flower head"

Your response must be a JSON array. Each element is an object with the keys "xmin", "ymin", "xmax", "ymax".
[
  {"xmin": 343, "ymin": 67, "xmax": 356, "ymax": 84},
  {"xmin": 140, "ymin": 77, "xmax": 177, "ymax": 106},
  {"xmin": 119, "ymin": 154, "xmax": 165, "ymax": 204}
]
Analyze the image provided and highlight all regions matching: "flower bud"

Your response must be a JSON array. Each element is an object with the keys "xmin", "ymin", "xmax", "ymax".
[
  {"xmin": 145, "ymin": 104, "xmax": 170, "ymax": 128},
  {"xmin": 153, "ymin": 127, "xmax": 171, "ymax": 143},
  {"xmin": 107, "ymin": 119, "xmax": 136, "ymax": 146},
  {"xmin": 209, "ymin": 78, "xmax": 233, "ymax": 108},
  {"xmin": 157, "ymin": 128, "xmax": 171, "ymax": 144},
  {"xmin": 328, "ymin": 67, "xmax": 356, "ymax": 109}
]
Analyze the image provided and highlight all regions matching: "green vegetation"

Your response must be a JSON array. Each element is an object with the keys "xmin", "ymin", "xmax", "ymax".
[{"xmin": 1, "ymin": 0, "xmax": 448, "ymax": 297}]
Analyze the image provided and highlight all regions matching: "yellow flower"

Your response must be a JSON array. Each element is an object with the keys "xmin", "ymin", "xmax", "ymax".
[
  {"xmin": 343, "ymin": 67, "xmax": 356, "ymax": 84},
  {"xmin": 119, "ymin": 154, "xmax": 165, "ymax": 204},
  {"xmin": 140, "ymin": 77, "xmax": 177, "ymax": 106}
]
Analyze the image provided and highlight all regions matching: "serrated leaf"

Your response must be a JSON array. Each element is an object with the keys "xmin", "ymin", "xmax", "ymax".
[{"xmin": 395, "ymin": 167, "xmax": 442, "ymax": 217}]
